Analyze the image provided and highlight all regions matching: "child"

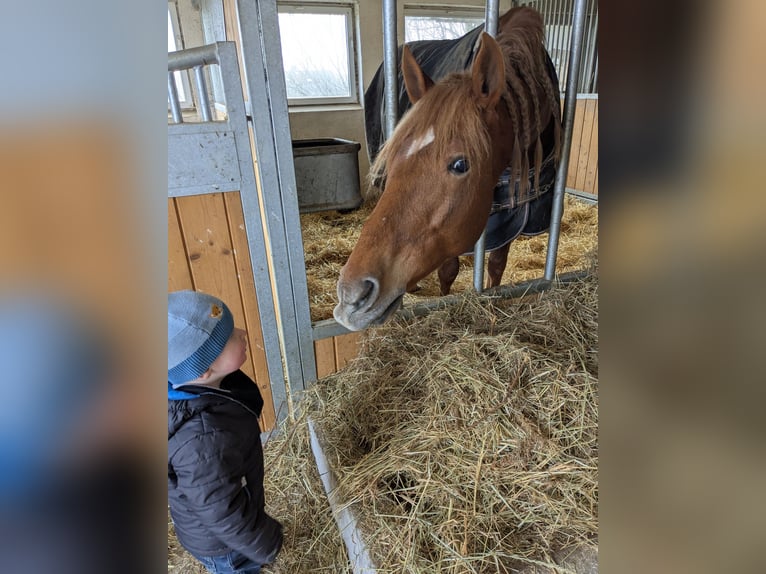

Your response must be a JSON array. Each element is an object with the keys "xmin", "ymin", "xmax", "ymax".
[{"xmin": 168, "ymin": 290, "xmax": 282, "ymax": 573}]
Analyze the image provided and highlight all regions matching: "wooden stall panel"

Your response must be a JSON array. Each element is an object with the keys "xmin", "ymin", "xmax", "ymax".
[
  {"xmin": 566, "ymin": 99, "xmax": 586, "ymax": 189},
  {"xmin": 574, "ymin": 99, "xmax": 596, "ymax": 192},
  {"xmin": 173, "ymin": 192, "xmax": 275, "ymax": 431},
  {"xmin": 584, "ymin": 102, "xmax": 599, "ymax": 194},
  {"xmin": 564, "ymin": 97, "xmax": 598, "ymax": 195},
  {"xmin": 314, "ymin": 338, "xmax": 337, "ymax": 379},
  {"xmin": 334, "ymin": 332, "xmax": 362, "ymax": 371}
]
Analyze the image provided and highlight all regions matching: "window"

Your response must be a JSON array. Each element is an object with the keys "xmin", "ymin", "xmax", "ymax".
[
  {"xmin": 277, "ymin": 2, "xmax": 358, "ymax": 105},
  {"xmin": 404, "ymin": 5, "xmax": 484, "ymax": 42},
  {"xmin": 530, "ymin": 0, "xmax": 599, "ymax": 94},
  {"xmin": 168, "ymin": 2, "xmax": 194, "ymax": 109}
]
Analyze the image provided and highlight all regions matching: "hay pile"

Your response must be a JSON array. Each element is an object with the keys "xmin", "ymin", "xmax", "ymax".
[
  {"xmin": 301, "ymin": 195, "xmax": 598, "ymax": 321},
  {"xmin": 168, "ymin": 409, "xmax": 351, "ymax": 573},
  {"xmin": 308, "ymin": 268, "xmax": 598, "ymax": 572}
]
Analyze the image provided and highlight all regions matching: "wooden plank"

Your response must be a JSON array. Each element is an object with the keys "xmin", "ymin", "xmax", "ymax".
[
  {"xmin": 223, "ymin": 191, "xmax": 277, "ymax": 430},
  {"xmin": 566, "ymin": 99, "xmax": 586, "ymax": 188},
  {"xmin": 334, "ymin": 332, "xmax": 361, "ymax": 371},
  {"xmin": 575, "ymin": 99, "xmax": 596, "ymax": 191},
  {"xmin": 583, "ymin": 100, "xmax": 599, "ymax": 194},
  {"xmin": 168, "ymin": 199, "xmax": 190, "ymax": 290},
  {"xmin": 314, "ymin": 338, "xmax": 337, "ymax": 379},
  {"xmin": 168, "ymin": 198, "xmax": 194, "ymax": 292},
  {"xmin": 571, "ymin": 100, "xmax": 594, "ymax": 191},
  {"xmin": 176, "ymin": 193, "xmax": 264, "ymax": 430}
]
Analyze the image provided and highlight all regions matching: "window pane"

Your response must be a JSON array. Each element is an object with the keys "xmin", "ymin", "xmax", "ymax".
[
  {"xmin": 167, "ymin": 9, "xmax": 187, "ymax": 103},
  {"xmin": 278, "ymin": 12, "xmax": 351, "ymax": 99},
  {"xmin": 168, "ymin": 10, "xmax": 176, "ymax": 52},
  {"xmin": 405, "ymin": 16, "xmax": 484, "ymax": 42}
]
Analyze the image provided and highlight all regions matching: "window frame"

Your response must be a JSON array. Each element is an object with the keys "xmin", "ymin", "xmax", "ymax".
[
  {"xmin": 277, "ymin": 1, "xmax": 359, "ymax": 107},
  {"xmin": 403, "ymin": 4, "xmax": 485, "ymax": 43}
]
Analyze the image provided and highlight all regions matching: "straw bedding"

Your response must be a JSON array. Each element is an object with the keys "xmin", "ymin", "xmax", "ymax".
[
  {"xmin": 301, "ymin": 195, "xmax": 597, "ymax": 321},
  {"xmin": 308, "ymin": 264, "xmax": 598, "ymax": 572},
  {"xmin": 168, "ymin": 252, "xmax": 598, "ymax": 573}
]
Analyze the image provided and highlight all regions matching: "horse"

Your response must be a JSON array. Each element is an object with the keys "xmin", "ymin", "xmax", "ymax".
[{"xmin": 334, "ymin": 7, "xmax": 562, "ymax": 331}]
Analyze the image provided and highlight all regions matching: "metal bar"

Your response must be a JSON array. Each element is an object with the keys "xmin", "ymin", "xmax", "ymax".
[
  {"xmin": 584, "ymin": 9, "xmax": 598, "ymax": 92},
  {"xmin": 565, "ymin": 187, "xmax": 598, "ymax": 205},
  {"xmin": 214, "ymin": 41, "xmax": 290, "ymax": 425},
  {"xmin": 578, "ymin": 0, "xmax": 593, "ymax": 92},
  {"xmin": 472, "ymin": 0, "xmax": 500, "ymax": 293},
  {"xmin": 472, "ymin": 232, "xmax": 488, "ymax": 292},
  {"xmin": 544, "ymin": 0, "xmax": 589, "ymax": 280},
  {"xmin": 168, "ymin": 72, "xmax": 183, "ymax": 124},
  {"xmin": 236, "ymin": 0, "xmax": 318, "ymax": 415},
  {"xmin": 308, "ymin": 419, "xmax": 377, "ymax": 570},
  {"xmin": 168, "ymin": 43, "xmax": 220, "ymax": 71},
  {"xmin": 193, "ymin": 66, "xmax": 212, "ymax": 122},
  {"xmin": 592, "ymin": 51, "xmax": 598, "ymax": 92},
  {"xmin": 382, "ymin": 0, "xmax": 398, "ymax": 140},
  {"xmin": 312, "ymin": 268, "xmax": 592, "ymax": 341},
  {"xmin": 484, "ymin": 0, "xmax": 499, "ymax": 35},
  {"xmin": 166, "ymin": 42, "xmax": 289, "ymax": 425},
  {"xmin": 558, "ymin": 0, "xmax": 567, "ymax": 89}
]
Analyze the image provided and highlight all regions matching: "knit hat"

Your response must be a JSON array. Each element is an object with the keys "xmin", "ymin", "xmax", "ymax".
[{"xmin": 168, "ymin": 290, "xmax": 234, "ymax": 386}]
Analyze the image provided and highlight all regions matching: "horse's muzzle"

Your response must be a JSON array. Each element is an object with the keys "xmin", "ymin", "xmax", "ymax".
[{"xmin": 334, "ymin": 275, "xmax": 404, "ymax": 331}]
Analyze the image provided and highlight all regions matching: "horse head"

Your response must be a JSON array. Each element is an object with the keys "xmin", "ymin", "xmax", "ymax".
[
  {"xmin": 334, "ymin": 8, "xmax": 560, "ymax": 331},
  {"xmin": 334, "ymin": 33, "xmax": 512, "ymax": 331}
]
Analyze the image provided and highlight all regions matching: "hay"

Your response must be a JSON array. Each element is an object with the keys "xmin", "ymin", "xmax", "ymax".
[
  {"xmin": 308, "ymin": 266, "xmax": 598, "ymax": 573},
  {"xmin": 302, "ymin": 195, "xmax": 598, "ymax": 321},
  {"xmin": 167, "ymin": 408, "xmax": 351, "ymax": 573}
]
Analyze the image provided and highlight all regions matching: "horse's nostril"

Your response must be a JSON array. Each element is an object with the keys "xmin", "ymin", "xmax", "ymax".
[{"xmin": 355, "ymin": 277, "xmax": 379, "ymax": 311}]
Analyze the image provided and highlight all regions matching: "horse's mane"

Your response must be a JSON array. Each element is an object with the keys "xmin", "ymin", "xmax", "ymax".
[
  {"xmin": 368, "ymin": 7, "xmax": 561, "ymax": 200},
  {"xmin": 498, "ymin": 7, "xmax": 562, "ymax": 197}
]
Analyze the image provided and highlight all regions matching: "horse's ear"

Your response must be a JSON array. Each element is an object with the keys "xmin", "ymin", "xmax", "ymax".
[
  {"xmin": 471, "ymin": 32, "xmax": 505, "ymax": 110},
  {"xmin": 402, "ymin": 44, "xmax": 433, "ymax": 104}
]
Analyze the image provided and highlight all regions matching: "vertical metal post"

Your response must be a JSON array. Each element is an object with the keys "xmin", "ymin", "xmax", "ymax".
[
  {"xmin": 473, "ymin": 0, "xmax": 499, "ymax": 293},
  {"xmin": 235, "ymin": 0, "xmax": 318, "ymax": 418},
  {"xmin": 193, "ymin": 65, "xmax": 212, "ymax": 122},
  {"xmin": 168, "ymin": 72, "xmax": 183, "ymax": 124},
  {"xmin": 544, "ymin": 0, "xmax": 588, "ymax": 280},
  {"xmin": 382, "ymin": 0, "xmax": 398, "ymax": 140},
  {"xmin": 582, "ymin": 7, "xmax": 598, "ymax": 92}
]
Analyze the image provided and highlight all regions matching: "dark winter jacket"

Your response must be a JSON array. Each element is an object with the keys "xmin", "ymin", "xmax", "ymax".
[{"xmin": 168, "ymin": 370, "xmax": 282, "ymax": 564}]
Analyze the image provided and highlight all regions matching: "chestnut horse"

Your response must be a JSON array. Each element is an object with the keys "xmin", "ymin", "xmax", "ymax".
[{"xmin": 335, "ymin": 7, "xmax": 561, "ymax": 331}]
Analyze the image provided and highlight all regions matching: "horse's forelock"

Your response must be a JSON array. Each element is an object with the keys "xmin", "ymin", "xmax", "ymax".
[{"xmin": 367, "ymin": 77, "xmax": 492, "ymax": 197}]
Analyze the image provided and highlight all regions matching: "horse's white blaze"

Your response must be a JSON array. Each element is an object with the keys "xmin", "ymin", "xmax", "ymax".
[{"xmin": 406, "ymin": 126, "xmax": 435, "ymax": 158}]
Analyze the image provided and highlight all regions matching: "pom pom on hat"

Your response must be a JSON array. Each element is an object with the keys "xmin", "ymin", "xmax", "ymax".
[{"xmin": 168, "ymin": 291, "xmax": 234, "ymax": 386}]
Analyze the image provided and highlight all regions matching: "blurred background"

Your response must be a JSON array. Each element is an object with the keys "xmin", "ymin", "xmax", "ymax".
[
  {"xmin": 1, "ymin": 0, "xmax": 765, "ymax": 571},
  {"xmin": 599, "ymin": 0, "xmax": 766, "ymax": 572},
  {"xmin": 0, "ymin": 1, "xmax": 166, "ymax": 572}
]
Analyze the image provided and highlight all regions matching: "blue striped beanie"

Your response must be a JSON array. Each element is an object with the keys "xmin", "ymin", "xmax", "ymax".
[{"xmin": 168, "ymin": 290, "xmax": 234, "ymax": 386}]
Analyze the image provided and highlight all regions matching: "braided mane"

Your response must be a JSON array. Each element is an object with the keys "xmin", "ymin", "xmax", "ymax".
[{"xmin": 497, "ymin": 7, "xmax": 562, "ymax": 198}]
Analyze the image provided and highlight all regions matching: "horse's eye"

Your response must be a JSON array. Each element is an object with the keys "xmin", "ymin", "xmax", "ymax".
[{"xmin": 448, "ymin": 157, "xmax": 469, "ymax": 175}]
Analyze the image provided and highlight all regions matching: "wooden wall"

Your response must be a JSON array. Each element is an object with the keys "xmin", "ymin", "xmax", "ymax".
[
  {"xmin": 168, "ymin": 193, "xmax": 277, "ymax": 431},
  {"xmin": 565, "ymin": 95, "xmax": 599, "ymax": 195},
  {"xmin": 313, "ymin": 332, "xmax": 363, "ymax": 379}
]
